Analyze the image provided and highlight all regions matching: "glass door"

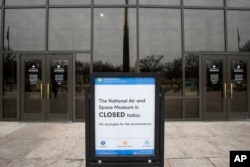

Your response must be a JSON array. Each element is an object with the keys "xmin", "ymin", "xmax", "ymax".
[
  {"xmin": 21, "ymin": 54, "xmax": 73, "ymax": 121},
  {"xmin": 201, "ymin": 55, "xmax": 227, "ymax": 120},
  {"xmin": 201, "ymin": 54, "xmax": 249, "ymax": 120},
  {"xmin": 21, "ymin": 55, "xmax": 46, "ymax": 121},
  {"xmin": 46, "ymin": 54, "xmax": 73, "ymax": 121},
  {"xmin": 227, "ymin": 56, "xmax": 249, "ymax": 119}
]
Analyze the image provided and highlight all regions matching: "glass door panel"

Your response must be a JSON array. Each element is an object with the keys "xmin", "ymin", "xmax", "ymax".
[
  {"xmin": 206, "ymin": 59, "xmax": 224, "ymax": 113},
  {"xmin": 228, "ymin": 56, "xmax": 249, "ymax": 119},
  {"xmin": 230, "ymin": 59, "xmax": 247, "ymax": 112},
  {"xmin": 21, "ymin": 54, "xmax": 73, "ymax": 121},
  {"xmin": 47, "ymin": 55, "xmax": 73, "ymax": 121},
  {"xmin": 202, "ymin": 55, "xmax": 226, "ymax": 120},
  {"xmin": 24, "ymin": 60, "xmax": 43, "ymax": 113},
  {"xmin": 75, "ymin": 54, "xmax": 90, "ymax": 120},
  {"xmin": 21, "ymin": 55, "xmax": 45, "ymax": 121},
  {"xmin": 50, "ymin": 59, "xmax": 68, "ymax": 113},
  {"xmin": 202, "ymin": 55, "xmax": 249, "ymax": 120}
]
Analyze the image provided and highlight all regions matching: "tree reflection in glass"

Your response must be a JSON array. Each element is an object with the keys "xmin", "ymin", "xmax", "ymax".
[
  {"xmin": 93, "ymin": 7, "xmax": 136, "ymax": 72},
  {"xmin": 139, "ymin": 9, "xmax": 182, "ymax": 95},
  {"xmin": 185, "ymin": 54, "xmax": 199, "ymax": 96},
  {"xmin": 227, "ymin": 11, "xmax": 250, "ymax": 52}
]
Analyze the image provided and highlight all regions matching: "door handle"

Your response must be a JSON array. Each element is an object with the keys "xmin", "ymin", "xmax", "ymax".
[
  {"xmin": 223, "ymin": 83, "xmax": 227, "ymax": 99},
  {"xmin": 47, "ymin": 83, "xmax": 50, "ymax": 99},
  {"xmin": 40, "ymin": 83, "xmax": 43, "ymax": 100},
  {"xmin": 230, "ymin": 83, "xmax": 234, "ymax": 99}
]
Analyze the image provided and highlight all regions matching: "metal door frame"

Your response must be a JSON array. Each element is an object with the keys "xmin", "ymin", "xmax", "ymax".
[
  {"xmin": 201, "ymin": 54, "xmax": 227, "ymax": 120},
  {"xmin": 20, "ymin": 54, "xmax": 46, "ymax": 121},
  {"xmin": 20, "ymin": 53, "xmax": 73, "ymax": 121},
  {"xmin": 201, "ymin": 53, "xmax": 250, "ymax": 120},
  {"xmin": 227, "ymin": 55, "xmax": 250, "ymax": 120},
  {"xmin": 46, "ymin": 54, "xmax": 73, "ymax": 121}
]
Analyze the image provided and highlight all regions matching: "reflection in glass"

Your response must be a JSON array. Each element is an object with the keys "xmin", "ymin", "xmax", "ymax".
[
  {"xmin": 50, "ymin": 60, "xmax": 68, "ymax": 113},
  {"xmin": 230, "ymin": 60, "xmax": 247, "ymax": 113},
  {"xmin": 49, "ymin": 9, "xmax": 91, "ymax": 51},
  {"xmin": 75, "ymin": 54, "xmax": 90, "ymax": 120},
  {"xmin": 50, "ymin": 0, "xmax": 90, "ymax": 5},
  {"xmin": 185, "ymin": 54, "xmax": 199, "ymax": 96},
  {"xmin": 185, "ymin": 99, "xmax": 199, "ymax": 118},
  {"xmin": 24, "ymin": 59, "xmax": 42, "ymax": 113},
  {"xmin": 161, "ymin": 58, "xmax": 183, "ymax": 96},
  {"xmin": 95, "ymin": 0, "xmax": 136, "ymax": 5},
  {"xmin": 184, "ymin": 0, "xmax": 223, "ymax": 6},
  {"xmin": 139, "ymin": 9, "xmax": 182, "ymax": 95},
  {"xmin": 206, "ymin": 60, "xmax": 223, "ymax": 113},
  {"xmin": 228, "ymin": 11, "xmax": 250, "ymax": 52},
  {"xmin": 5, "ymin": 0, "xmax": 45, "ymax": 5},
  {"xmin": 94, "ymin": 8, "xmax": 136, "ymax": 72},
  {"xmin": 4, "ymin": 9, "xmax": 45, "ymax": 51},
  {"xmin": 228, "ymin": 0, "xmax": 250, "ymax": 7},
  {"xmin": 185, "ymin": 10, "xmax": 224, "ymax": 51},
  {"xmin": 3, "ymin": 99, "xmax": 17, "ymax": 118},
  {"xmin": 139, "ymin": 0, "xmax": 180, "ymax": 5},
  {"xmin": 3, "ymin": 54, "xmax": 17, "ymax": 118},
  {"xmin": 165, "ymin": 99, "xmax": 183, "ymax": 119}
]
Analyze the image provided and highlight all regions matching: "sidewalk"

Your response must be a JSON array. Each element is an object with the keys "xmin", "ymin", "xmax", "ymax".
[{"xmin": 0, "ymin": 121, "xmax": 249, "ymax": 167}]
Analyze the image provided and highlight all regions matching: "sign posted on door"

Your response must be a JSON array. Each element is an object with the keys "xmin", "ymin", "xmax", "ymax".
[{"xmin": 86, "ymin": 73, "xmax": 164, "ymax": 167}]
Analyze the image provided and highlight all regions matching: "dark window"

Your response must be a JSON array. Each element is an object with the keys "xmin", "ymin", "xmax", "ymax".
[
  {"xmin": 75, "ymin": 54, "xmax": 90, "ymax": 120},
  {"xmin": 95, "ymin": 0, "xmax": 136, "ymax": 5},
  {"xmin": 165, "ymin": 99, "xmax": 183, "ymax": 119},
  {"xmin": 93, "ymin": 8, "xmax": 137, "ymax": 72},
  {"xmin": 139, "ymin": 0, "xmax": 180, "ymax": 5},
  {"xmin": 184, "ymin": 10, "xmax": 225, "ymax": 51},
  {"xmin": 140, "ymin": 9, "xmax": 182, "ymax": 96},
  {"xmin": 2, "ymin": 54, "xmax": 17, "ymax": 118},
  {"xmin": 4, "ymin": 9, "xmax": 45, "ymax": 51},
  {"xmin": 5, "ymin": 0, "xmax": 45, "ymax": 5},
  {"xmin": 185, "ymin": 99, "xmax": 199, "ymax": 118},
  {"xmin": 49, "ymin": 8, "xmax": 91, "ymax": 51},
  {"xmin": 185, "ymin": 54, "xmax": 199, "ymax": 96},
  {"xmin": 50, "ymin": 0, "xmax": 90, "ymax": 5},
  {"xmin": 228, "ymin": 0, "xmax": 250, "ymax": 7},
  {"xmin": 184, "ymin": 0, "xmax": 223, "ymax": 6},
  {"xmin": 228, "ymin": 11, "xmax": 250, "ymax": 52}
]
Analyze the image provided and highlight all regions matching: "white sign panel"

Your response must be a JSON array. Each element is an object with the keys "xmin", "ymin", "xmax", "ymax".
[
  {"xmin": 94, "ymin": 77, "xmax": 155, "ymax": 156},
  {"xmin": 210, "ymin": 74, "xmax": 219, "ymax": 85}
]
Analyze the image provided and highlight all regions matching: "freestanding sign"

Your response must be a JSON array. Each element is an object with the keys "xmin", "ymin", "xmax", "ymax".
[{"xmin": 86, "ymin": 73, "xmax": 164, "ymax": 167}]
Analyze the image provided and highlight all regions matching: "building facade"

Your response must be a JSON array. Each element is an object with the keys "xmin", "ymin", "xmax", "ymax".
[{"xmin": 0, "ymin": 0, "xmax": 250, "ymax": 121}]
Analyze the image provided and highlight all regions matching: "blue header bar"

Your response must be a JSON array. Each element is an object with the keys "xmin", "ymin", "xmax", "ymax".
[
  {"xmin": 96, "ymin": 149, "xmax": 155, "ymax": 156},
  {"xmin": 95, "ymin": 77, "xmax": 155, "ymax": 85}
]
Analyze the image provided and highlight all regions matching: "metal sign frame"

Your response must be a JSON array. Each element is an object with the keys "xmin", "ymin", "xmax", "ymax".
[{"xmin": 85, "ymin": 73, "xmax": 164, "ymax": 167}]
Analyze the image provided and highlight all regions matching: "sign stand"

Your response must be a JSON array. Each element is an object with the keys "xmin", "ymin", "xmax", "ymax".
[{"xmin": 85, "ymin": 73, "xmax": 164, "ymax": 167}]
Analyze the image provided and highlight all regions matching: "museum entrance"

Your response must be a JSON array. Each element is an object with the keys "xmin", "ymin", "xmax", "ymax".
[
  {"xmin": 201, "ymin": 54, "xmax": 250, "ymax": 120},
  {"xmin": 20, "ymin": 54, "xmax": 73, "ymax": 121}
]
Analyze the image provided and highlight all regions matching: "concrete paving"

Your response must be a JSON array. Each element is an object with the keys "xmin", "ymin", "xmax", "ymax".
[{"xmin": 0, "ymin": 121, "xmax": 249, "ymax": 167}]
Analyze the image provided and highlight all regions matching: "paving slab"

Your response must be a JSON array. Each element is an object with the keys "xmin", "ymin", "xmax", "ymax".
[
  {"xmin": 0, "ymin": 121, "xmax": 249, "ymax": 167},
  {"xmin": 164, "ymin": 138, "xmax": 186, "ymax": 159},
  {"xmin": 0, "ymin": 122, "xmax": 26, "ymax": 137},
  {"xmin": 168, "ymin": 158, "xmax": 215, "ymax": 167},
  {"xmin": 208, "ymin": 158, "xmax": 229, "ymax": 167}
]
